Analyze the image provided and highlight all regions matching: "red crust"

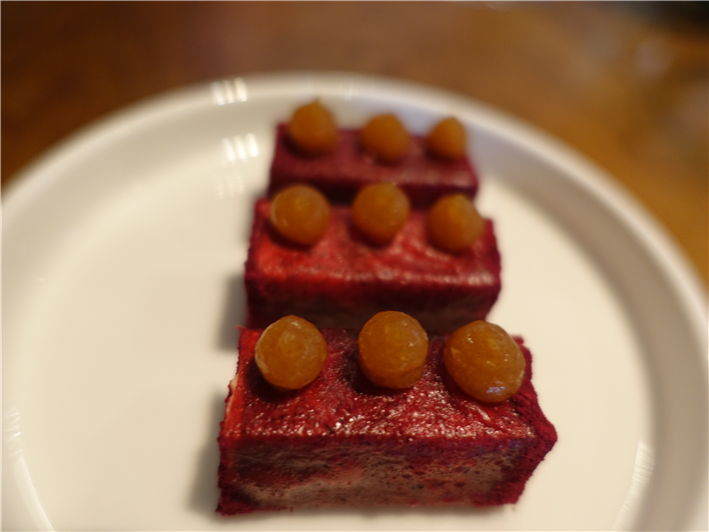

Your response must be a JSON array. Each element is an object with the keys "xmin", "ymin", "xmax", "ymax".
[
  {"xmin": 268, "ymin": 124, "xmax": 480, "ymax": 208},
  {"xmin": 217, "ymin": 328, "xmax": 557, "ymax": 514},
  {"xmin": 245, "ymin": 200, "xmax": 501, "ymax": 334}
]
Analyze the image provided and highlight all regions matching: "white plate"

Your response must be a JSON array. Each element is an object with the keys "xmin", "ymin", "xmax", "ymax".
[{"xmin": 3, "ymin": 72, "xmax": 707, "ymax": 531}]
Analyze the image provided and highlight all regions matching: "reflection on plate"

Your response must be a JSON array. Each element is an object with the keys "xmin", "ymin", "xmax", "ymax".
[{"xmin": 3, "ymin": 73, "xmax": 707, "ymax": 531}]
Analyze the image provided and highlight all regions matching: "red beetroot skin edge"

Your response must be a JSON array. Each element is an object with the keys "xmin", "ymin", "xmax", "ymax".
[
  {"xmin": 217, "ymin": 328, "xmax": 557, "ymax": 515},
  {"xmin": 268, "ymin": 124, "xmax": 480, "ymax": 208}
]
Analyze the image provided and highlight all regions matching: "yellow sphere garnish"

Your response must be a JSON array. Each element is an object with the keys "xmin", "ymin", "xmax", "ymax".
[
  {"xmin": 270, "ymin": 185, "xmax": 331, "ymax": 245},
  {"xmin": 255, "ymin": 316, "xmax": 328, "ymax": 391},
  {"xmin": 358, "ymin": 311, "xmax": 429, "ymax": 389},
  {"xmin": 444, "ymin": 321, "xmax": 526, "ymax": 403},
  {"xmin": 427, "ymin": 194, "xmax": 483, "ymax": 253},
  {"xmin": 288, "ymin": 100, "xmax": 339, "ymax": 155},
  {"xmin": 427, "ymin": 116, "xmax": 467, "ymax": 160},
  {"xmin": 360, "ymin": 114, "xmax": 409, "ymax": 163},
  {"xmin": 352, "ymin": 182, "xmax": 411, "ymax": 244}
]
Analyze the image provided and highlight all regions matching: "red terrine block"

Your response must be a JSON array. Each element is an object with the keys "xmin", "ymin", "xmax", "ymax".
[
  {"xmin": 217, "ymin": 328, "xmax": 557, "ymax": 514},
  {"xmin": 245, "ymin": 199, "xmax": 501, "ymax": 333},
  {"xmin": 268, "ymin": 123, "xmax": 480, "ymax": 208}
]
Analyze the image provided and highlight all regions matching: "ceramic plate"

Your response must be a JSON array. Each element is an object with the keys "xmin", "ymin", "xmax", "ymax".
[{"xmin": 3, "ymin": 73, "xmax": 707, "ymax": 531}]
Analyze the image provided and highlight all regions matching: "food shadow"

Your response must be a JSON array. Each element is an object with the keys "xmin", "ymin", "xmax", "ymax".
[
  {"xmin": 187, "ymin": 392, "xmax": 225, "ymax": 520},
  {"xmin": 217, "ymin": 272, "xmax": 246, "ymax": 351}
]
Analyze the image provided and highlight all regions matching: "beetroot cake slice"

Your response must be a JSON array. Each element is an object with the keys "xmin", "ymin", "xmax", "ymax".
[
  {"xmin": 217, "ymin": 328, "xmax": 557, "ymax": 515},
  {"xmin": 268, "ymin": 124, "xmax": 480, "ymax": 208},
  {"xmin": 245, "ymin": 199, "xmax": 501, "ymax": 334}
]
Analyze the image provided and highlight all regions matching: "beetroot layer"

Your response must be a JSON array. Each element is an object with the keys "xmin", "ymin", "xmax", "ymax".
[
  {"xmin": 217, "ymin": 328, "xmax": 557, "ymax": 514},
  {"xmin": 268, "ymin": 124, "xmax": 479, "ymax": 208},
  {"xmin": 245, "ymin": 200, "xmax": 501, "ymax": 334}
]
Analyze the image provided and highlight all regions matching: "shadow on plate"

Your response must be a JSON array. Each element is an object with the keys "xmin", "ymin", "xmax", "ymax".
[
  {"xmin": 217, "ymin": 272, "xmax": 246, "ymax": 351},
  {"xmin": 186, "ymin": 391, "xmax": 226, "ymax": 521}
]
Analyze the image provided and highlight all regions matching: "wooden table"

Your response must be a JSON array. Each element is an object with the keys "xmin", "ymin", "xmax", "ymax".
[{"xmin": 3, "ymin": 1, "xmax": 707, "ymax": 285}]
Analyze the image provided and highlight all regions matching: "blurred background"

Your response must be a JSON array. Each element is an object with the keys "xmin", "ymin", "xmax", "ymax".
[{"xmin": 2, "ymin": 1, "xmax": 707, "ymax": 285}]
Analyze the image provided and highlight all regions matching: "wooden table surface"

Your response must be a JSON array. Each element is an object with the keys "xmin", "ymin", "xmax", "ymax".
[{"xmin": 2, "ymin": 1, "xmax": 707, "ymax": 285}]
